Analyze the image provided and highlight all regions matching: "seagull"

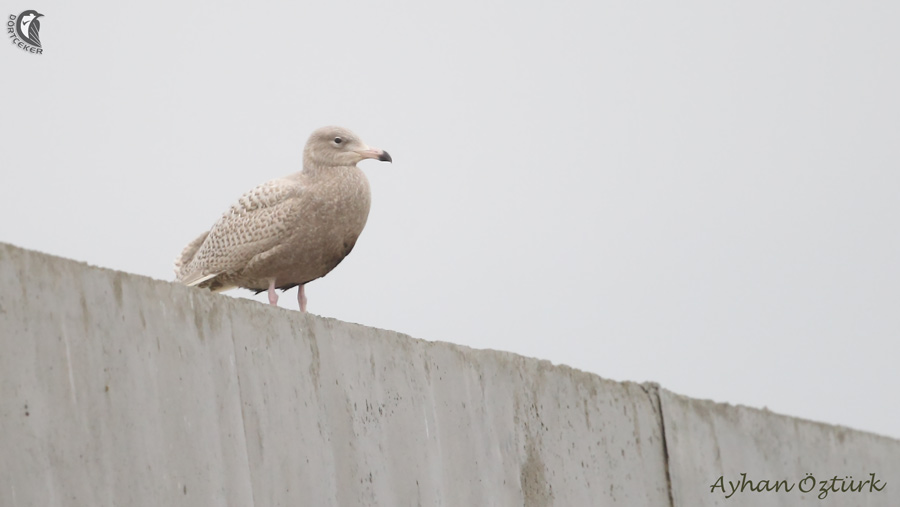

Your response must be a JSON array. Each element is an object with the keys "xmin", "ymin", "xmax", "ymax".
[{"xmin": 174, "ymin": 126, "xmax": 392, "ymax": 311}]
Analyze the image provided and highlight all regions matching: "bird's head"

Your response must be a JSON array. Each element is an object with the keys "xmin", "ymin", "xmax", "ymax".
[
  {"xmin": 303, "ymin": 126, "xmax": 392, "ymax": 169},
  {"xmin": 20, "ymin": 10, "xmax": 43, "ymax": 24}
]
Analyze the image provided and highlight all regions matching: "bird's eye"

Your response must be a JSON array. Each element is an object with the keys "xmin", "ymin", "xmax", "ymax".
[{"xmin": 333, "ymin": 137, "xmax": 343, "ymax": 145}]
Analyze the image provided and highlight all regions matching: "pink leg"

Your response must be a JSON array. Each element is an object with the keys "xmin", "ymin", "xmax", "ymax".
[
  {"xmin": 267, "ymin": 279, "xmax": 278, "ymax": 306},
  {"xmin": 298, "ymin": 284, "xmax": 307, "ymax": 312}
]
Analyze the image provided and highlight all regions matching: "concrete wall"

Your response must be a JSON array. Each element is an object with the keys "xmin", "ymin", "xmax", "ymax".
[{"xmin": 0, "ymin": 241, "xmax": 897, "ymax": 507}]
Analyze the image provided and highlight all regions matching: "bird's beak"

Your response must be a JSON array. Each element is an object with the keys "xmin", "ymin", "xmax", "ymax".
[{"xmin": 357, "ymin": 147, "xmax": 392, "ymax": 163}]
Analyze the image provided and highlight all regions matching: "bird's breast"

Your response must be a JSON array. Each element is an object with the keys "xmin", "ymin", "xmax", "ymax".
[
  {"xmin": 277, "ymin": 168, "xmax": 372, "ymax": 281},
  {"xmin": 299, "ymin": 168, "xmax": 371, "ymax": 236}
]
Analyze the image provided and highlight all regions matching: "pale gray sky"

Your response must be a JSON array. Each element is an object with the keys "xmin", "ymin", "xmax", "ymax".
[{"xmin": 3, "ymin": 1, "xmax": 898, "ymax": 439}]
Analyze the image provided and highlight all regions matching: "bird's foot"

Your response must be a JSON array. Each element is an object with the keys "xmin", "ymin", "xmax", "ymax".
[
  {"xmin": 298, "ymin": 284, "xmax": 307, "ymax": 312},
  {"xmin": 267, "ymin": 279, "xmax": 278, "ymax": 306}
]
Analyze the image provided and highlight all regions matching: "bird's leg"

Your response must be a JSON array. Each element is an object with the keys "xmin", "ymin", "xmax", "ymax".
[
  {"xmin": 298, "ymin": 284, "xmax": 307, "ymax": 312},
  {"xmin": 267, "ymin": 279, "xmax": 278, "ymax": 306}
]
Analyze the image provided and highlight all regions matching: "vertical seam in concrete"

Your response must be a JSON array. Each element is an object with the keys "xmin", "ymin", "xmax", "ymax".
[
  {"xmin": 228, "ymin": 311, "xmax": 258, "ymax": 507},
  {"xmin": 659, "ymin": 407, "xmax": 675, "ymax": 507},
  {"xmin": 644, "ymin": 384, "xmax": 675, "ymax": 507}
]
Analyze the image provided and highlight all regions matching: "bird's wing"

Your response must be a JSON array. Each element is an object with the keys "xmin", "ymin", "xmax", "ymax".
[
  {"xmin": 175, "ymin": 178, "xmax": 301, "ymax": 286},
  {"xmin": 28, "ymin": 19, "xmax": 40, "ymax": 47}
]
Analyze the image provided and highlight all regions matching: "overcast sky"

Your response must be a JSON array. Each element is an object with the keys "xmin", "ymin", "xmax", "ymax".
[{"xmin": 2, "ymin": 1, "xmax": 898, "ymax": 439}]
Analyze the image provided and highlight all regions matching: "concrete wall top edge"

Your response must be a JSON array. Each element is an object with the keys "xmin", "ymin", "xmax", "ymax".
[{"xmin": 0, "ymin": 241, "xmax": 891, "ymax": 442}]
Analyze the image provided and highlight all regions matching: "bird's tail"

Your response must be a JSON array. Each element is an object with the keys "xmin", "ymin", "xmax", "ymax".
[{"xmin": 173, "ymin": 231, "xmax": 209, "ymax": 281}]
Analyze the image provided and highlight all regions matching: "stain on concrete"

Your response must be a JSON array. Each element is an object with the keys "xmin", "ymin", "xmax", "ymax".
[
  {"xmin": 306, "ymin": 321, "xmax": 321, "ymax": 393},
  {"xmin": 79, "ymin": 294, "xmax": 91, "ymax": 335},
  {"xmin": 206, "ymin": 302, "xmax": 222, "ymax": 336},
  {"xmin": 112, "ymin": 274, "xmax": 124, "ymax": 306},
  {"xmin": 193, "ymin": 304, "xmax": 206, "ymax": 342},
  {"xmin": 521, "ymin": 433, "xmax": 551, "ymax": 507}
]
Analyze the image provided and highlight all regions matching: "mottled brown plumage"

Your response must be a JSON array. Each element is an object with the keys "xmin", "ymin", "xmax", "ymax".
[{"xmin": 174, "ymin": 126, "xmax": 391, "ymax": 310}]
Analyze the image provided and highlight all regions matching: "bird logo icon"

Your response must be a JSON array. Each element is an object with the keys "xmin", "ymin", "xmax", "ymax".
[{"xmin": 15, "ymin": 10, "xmax": 43, "ymax": 48}]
